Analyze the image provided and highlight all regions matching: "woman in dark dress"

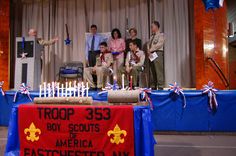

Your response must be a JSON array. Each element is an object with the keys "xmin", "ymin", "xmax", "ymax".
[{"xmin": 125, "ymin": 28, "xmax": 142, "ymax": 52}]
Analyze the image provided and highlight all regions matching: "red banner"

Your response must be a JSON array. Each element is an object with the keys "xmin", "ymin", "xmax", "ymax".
[{"xmin": 18, "ymin": 104, "xmax": 134, "ymax": 156}]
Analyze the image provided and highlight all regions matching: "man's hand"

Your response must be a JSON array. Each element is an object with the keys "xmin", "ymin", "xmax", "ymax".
[
  {"xmin": 53, "ymin": 37, "xmax": 59, "ymax": 42},
  {"xmin": 102, "ymin": 62, "xmax": 107, "ymax": 67},
  {"xmin": 92, "ymin": 67, "xmax": 96, "ymax": 73},
  {"xmin": 126, "ymin": 67, "xmax": 131, "ymax": 73},
  {"xmin": 86, "ymin": 60, "xmax": 89, "ymax": 67}
]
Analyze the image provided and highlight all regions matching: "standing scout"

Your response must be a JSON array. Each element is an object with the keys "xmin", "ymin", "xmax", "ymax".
[
  {"xmin": 147, "ymin": 21, "xmax": 165, "ymax": 90},
  {"xmin": 118, "ymin": 41, "xmax": 145, "ymax": 88},
  {"xmin": 84, "ymin": 42, "xmax": 113, "ymax": 90}
]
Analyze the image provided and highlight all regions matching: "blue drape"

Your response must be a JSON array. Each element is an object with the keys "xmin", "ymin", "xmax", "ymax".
[{"xmin": 1, "ymin": 90, "xmax": 236, "ymax": 132}]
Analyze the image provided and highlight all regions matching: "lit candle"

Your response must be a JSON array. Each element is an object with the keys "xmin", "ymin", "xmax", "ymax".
[
  {"xmin": 86, "ymin": 82, "xmax": 89, "ymax": 97},
  {"xmin": 65, "ymin": 82, "xmax": 68, "ymax": 97},
  {"xmin": 81, "ymin": 82, "xmax": 84, "ymax": 97},
  {"xmin": 122, "ymin": 74, "xmax": 125, "ymax": 90},
  {"xmin": 61, "ymin": 84, "xmax": 64, "ymax": 97},
  {"xmin": 39, "ymin": 84, "xmax": 42, "ymax": 98},
  {"xmin": 130, "ymin": 76, "xmax": 133, "ymax": 90},
  {"xmin": 113, "ymin": 76, "xmax": 117, "ymax": 90},
  {"xmin": 43, "ymin": 82, "xmax": 46, "ymax": 97},
  {"xmin": 77, "ymin": 83, "xmax": 81, "ymax": 97},
  {"xmin": 57, "ymin": 82, "xmax": 60, "ymax": 97}
]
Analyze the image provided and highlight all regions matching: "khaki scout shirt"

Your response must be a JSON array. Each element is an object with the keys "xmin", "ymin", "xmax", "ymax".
[
  {"xmin": 125, "ymin": 49, "xmax": 145, "ymax": 67},
  {"xmin": 96, "ymin": 52, "xmax": 113, "ymax": 68},
  {"xmin": 148, "ymin": 31, "xmax": 165, "ymax": 52},
  {"xmin": 37, "ymin": 38, "xmax": 56, "ymax": 46}
]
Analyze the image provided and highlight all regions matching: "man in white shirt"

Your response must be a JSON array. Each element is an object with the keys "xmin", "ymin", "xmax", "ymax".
[{"xmin": 85, "ymin": 24, "xmax": 104, "ymax": 67}]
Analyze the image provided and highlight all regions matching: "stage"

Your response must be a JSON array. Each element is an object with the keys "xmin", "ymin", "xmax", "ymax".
[{"xmin": 1, "ymin": 90, "xmax": 236, "ymax": 132}]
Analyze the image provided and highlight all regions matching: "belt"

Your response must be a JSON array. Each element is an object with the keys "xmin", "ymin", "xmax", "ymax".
[
  {"xmin": 153, "ymin": 50, "xmax": 163, "ymax": 53},
  {"xmin": 89, "ymin": 50, "xmax": 100, "ymax": 53}
]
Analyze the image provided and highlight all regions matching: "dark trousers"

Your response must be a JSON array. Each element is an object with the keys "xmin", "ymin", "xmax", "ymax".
[
  {"xmin": 88, "ymin": 51, "xmax": 100, "ymax": 67},
  {"xmin": 150, "ymin": 51, "xmax": 165, "ymax": 89},
  {"xmin": 88, "ymin": 51, "xmax": 100, "ymax": 86}
]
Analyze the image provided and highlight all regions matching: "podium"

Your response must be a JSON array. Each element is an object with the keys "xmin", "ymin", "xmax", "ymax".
[{"xmin": 14, "ymin": 37, "xmax": 43, "ymax": 90}]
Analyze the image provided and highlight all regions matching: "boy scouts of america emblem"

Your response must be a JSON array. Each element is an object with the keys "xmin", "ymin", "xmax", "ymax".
[
  {"xmin": 107, "ymin": 124, "xmax": 127, "ymax": 145},
  {"xmin": 24, "ymin": 122, "xmax": 41, "ymax": 142}
]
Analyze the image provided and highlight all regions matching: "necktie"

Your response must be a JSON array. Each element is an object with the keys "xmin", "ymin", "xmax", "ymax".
[
  {"xmin": 149, "ymin": 35, "xmax": 155, "ymax": 49},
  {"xmin": 133, "ymin": 51, "xmax": 140, "ymax": 63},
  {"xmin": 91, "ymin": 35, "xmax": 95, "ymax": 52}
]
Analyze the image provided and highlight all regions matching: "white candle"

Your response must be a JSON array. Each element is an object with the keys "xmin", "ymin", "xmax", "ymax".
[
  {"xmin": 52, "ymin": 82, "xmax": 55, "ymax": 98},
  {"xmin": 122, "ymin": 74, "xmax": 125, "ymax": 90},
  {"xmin": 65, "ymin": 82, "xmax": 68, "ymax": 97},
  {"xmin": 73, "ymin": 81, "xmax": 76, "ymax": 97},
  {"xmin": 48, "ymin": 83, "xmax": 51, "ymax": 97},
  {"xmin": 69, "ymin": 81, "xmax": 72, "ymax": 97},
  {"xmin": 39, "ymin": 84, "xmax": 42, "ymax": 98},
  {"xmin": 57, "ymin": 82, "xmax": 60, "ymax": 97},
  {"xmin": 77, "ymin": 83, "xmax": 81, "ymax": 97},
  {"xmin": 61, "ymin": 84, "xmax": 64, "ymax": 97},
  {"xmin": 113, "ymin": 76, "xmax": 117, "ymax": 90},
  {"xmin": 81, "ymin": 82, "xmax": 84, "ymax": 97},
  {"xmin": 86, "ymin": 82, "xmax": 89, "ymax": 97},
  {"xmin": 43, "ymin": 82, "xmax": 46, "ymax": 97}
]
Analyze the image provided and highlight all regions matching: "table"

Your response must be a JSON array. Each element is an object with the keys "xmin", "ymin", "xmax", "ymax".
[
  {"xmin": 1, "ymin": 90, "xmax": 236, "ymax": 132},
  {"xmin": 5, "ymin": 103, "xmax": 155, "ymax": 156},
  {"xmin": 151, "ymin": 90, "xmax": 236, "ymax": 132}
]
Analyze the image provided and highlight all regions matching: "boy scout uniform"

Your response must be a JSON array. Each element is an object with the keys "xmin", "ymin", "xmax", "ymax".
[
  {"xmin": 84, "ymin": 52, "xmax": 113, "ymax": 88},
  {"xmin": 148, "ymin": 31, "xmax": 165, "ymax": 89},
  {"xmin": 38, "ymin": 38, "xmax": 56, "ymax": 46},
  {"xmin": 119, "ymin": 49, "xmax": 145, "ymax": 87}
]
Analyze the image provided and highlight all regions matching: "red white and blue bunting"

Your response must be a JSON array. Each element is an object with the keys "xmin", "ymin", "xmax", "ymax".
[
  {"xmin": 14, "ymin": 83, "xmax": 32, "ymax": 102},
  {"xmin": 169, "ymin": 82, "xmax": 186, "ymax": 108},
  {"xmin": 0, "ymin": 81, "xmax": 5, "ymax": 96},
  {"xmin": 202, "ymin": 81, "xmax": 218, "ymax": 111}
]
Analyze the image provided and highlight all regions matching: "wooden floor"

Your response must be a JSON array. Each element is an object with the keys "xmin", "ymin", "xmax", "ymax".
[
  {"xmin": 0, "ymin": 127, "xmax": 7, "ymax": 156},
  {"xmin": 155, "ymin": 134, "xmax": 236, "ymax": 156},
  {"xmin": 1, "ymin": 127, "xmax": 236, "ymax": 156}
]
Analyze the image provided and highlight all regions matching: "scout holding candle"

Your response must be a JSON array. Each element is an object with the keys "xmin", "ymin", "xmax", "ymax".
[{"xmin": 118, "ymin": 40, "xmax": 145, "ymax": 88}]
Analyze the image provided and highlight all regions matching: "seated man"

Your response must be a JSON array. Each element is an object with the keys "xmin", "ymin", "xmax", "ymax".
[
  {"xmin": 84, "ymin": 42, "xmax": 113, "ymax": 90},
  {"xmin": 118, "ymin": 40, "xmax": 145, "ymax": 88}
]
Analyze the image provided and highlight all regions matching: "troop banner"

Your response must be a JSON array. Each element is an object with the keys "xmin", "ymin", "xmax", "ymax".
[{"xmin": 18, "ymin": 104, "xmax": 135, "ymax": 156}]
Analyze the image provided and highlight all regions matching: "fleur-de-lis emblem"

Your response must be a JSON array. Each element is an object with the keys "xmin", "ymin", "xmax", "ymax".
[
  {"xmin": 107, "ymin": 124, "xmax": 127, "ymax": 145},
  {"xmin": 24, "ymin": 122, "xmax": 41, "ymax": 142}
]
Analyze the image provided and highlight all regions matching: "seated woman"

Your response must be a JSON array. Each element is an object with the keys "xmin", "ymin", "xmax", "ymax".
[
  {"xmin": 108, "ymin": 28, "xmax": 125, "ymax": 81},
  {"xmin": 118, "ymin": 40, "xmax": 145, "ymax": 88},
  {"xmin": 84, "ymin": 42, "xmax": 113, "ymax": 90}
]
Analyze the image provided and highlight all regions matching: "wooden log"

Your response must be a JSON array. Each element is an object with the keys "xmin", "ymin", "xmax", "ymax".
[
  {"xmin": 108, "ymin": 90, "xmax": 140, "ymax": 103},
  {"xmin": 34, "ymin": 97, "xmax": 93, "ymax": 105}
]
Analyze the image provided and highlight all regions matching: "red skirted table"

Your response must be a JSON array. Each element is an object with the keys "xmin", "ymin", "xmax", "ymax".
[{"xmin": 5, "ymin": 104, "xmax": 155, "ymax": 156}]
